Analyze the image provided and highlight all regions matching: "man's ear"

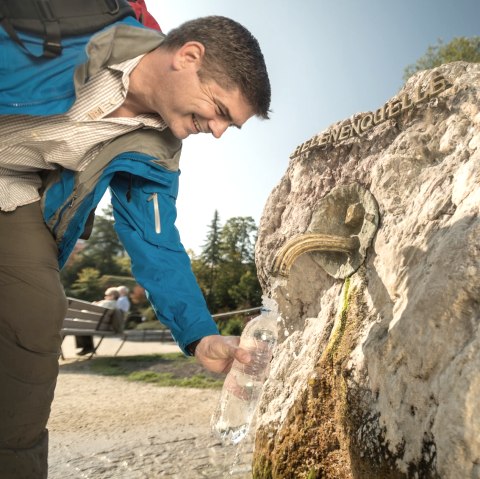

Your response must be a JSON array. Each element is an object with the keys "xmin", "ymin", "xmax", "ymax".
[{"xmin": 172, "ymin": 41, "xmax": 205, "ymax": 71}]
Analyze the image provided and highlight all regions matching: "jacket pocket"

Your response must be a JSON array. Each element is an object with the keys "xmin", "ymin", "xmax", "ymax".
[
  {"xmin": 147, "ymin": 192, "xmax": 161, "ymax": 234},
  {"xmin": 141, "ymin": 182, "xmax": 181, "ymax": 249}
]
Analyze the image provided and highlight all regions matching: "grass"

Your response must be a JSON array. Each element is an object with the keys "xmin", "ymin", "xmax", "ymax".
[
  {"xmin": 127, "ymin": 371, "xmax": 223, "ymax": 388},
  {"xmin": 87, "ymin": 353, "xmax": 224, "ymax": 389}
]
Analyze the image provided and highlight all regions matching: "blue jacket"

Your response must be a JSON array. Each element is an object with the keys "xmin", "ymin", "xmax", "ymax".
[{"xmin": 0, "ymin": 18, "xmax": 219, "ymax": 354}]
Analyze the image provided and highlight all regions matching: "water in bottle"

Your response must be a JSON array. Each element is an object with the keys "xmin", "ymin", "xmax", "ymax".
[{"xmin": 211, "ymin": 299, "xmax": 278, "ymax": 445}]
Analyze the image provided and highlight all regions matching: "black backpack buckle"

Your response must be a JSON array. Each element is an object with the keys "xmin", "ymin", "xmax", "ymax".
[{"xmin": 105, "ymin": 0, "xmax": 121, "ymax": 15}]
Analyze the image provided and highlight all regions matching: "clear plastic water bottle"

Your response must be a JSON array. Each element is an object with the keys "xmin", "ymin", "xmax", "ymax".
[{"xmin": 211, "ymin": 299, "xmax": 278, "ymax": 445}]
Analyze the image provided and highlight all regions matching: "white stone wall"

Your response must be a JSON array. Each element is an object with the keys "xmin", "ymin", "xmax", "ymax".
[{"xmin": 255, "ymin": 62, "xmax": 480, "ymax": 478}]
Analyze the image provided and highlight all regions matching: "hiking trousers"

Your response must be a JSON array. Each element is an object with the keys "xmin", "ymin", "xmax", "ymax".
[{"xmin": 0, "ymin": 201, "xmax": 67, "ymax": 478}]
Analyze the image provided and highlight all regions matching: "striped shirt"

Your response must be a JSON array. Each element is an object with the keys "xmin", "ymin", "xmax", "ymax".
[{"xmin": 0, "ymin": 55, "xmax": 167, "ymax": 211}]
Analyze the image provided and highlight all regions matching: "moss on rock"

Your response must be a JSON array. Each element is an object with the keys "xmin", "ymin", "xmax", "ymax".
[{"xmin": 252, "ymin": 273, "xmax": 417, "ymax": 478}]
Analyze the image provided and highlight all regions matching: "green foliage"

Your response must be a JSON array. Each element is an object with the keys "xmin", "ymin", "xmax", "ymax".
[
  {"xmin": 135, "ymin": 320, "xmax": 167, "ymax": 330},
  {"xmin": 127, "ymin": 371, "xmax": 223, "ymax": 388},
  {"xmin": 325, "ymin": 277, "xmax": 351, "ymax": 360},
  {"xmin": 229, "ymin": 269, "xmax": 262, "ymax": 307},
  {"xmin": 403, "ymin": 36, "xmax": 480, "ymax": 81},
  {"xmin": 88, "ymin": 354, "xmax": 223, "ymax": 389},
  {"xmin": 201, "ymin": 209, "xmax": 222, "ymax": 266},
  {"xmin": 199, "ymin": 209, "xmax": 222, "ymax": 308},
  {"xmin": 218, "ymin": 316, "xmax": 245, "ymax": 336},
  {"xmin": 69, "ymin": 267, "xmax": 102, "ymax": 301},
  {"xmin": 220, "ymin": 216, "xmax": 257, "ymax": 264},
  {"xmin": 80, "ymin": 206, "xmax": 126, "ymax": 272},
  {"xmin": 62, "ymin": 205, "xmax": 132, "ymax": 300},
  {"xmin": 193, "ymin": 212, "xmax": 262, "ymax": 315}
]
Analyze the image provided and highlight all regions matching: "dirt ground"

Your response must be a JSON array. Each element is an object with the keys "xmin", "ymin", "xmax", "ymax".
[{"xmin": 48, "ymin": 339, "xmax": 254, "ymax": 478}]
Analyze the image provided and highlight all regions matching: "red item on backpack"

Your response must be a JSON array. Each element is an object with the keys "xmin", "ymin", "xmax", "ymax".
[{"xmin": 128, "ymin": 0, "xmax": 161, "ymax": 31}]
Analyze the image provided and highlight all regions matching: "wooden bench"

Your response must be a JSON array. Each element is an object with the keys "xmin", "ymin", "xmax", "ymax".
[
  {"xmin": 61, "ymin": 297, "xmax": 125, "ymax": 359},
  {"xmin": 61, "ymin": 297, "xmax": 176, "ymax": 358},
  {"xmin": 61, "ymin": 300, "xmax": 262, "ymax": 359}
]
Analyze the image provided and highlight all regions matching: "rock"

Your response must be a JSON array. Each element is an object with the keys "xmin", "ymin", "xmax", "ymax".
[{"xmin": 254, "ymin": 62, "xmax": 480, "ymax": 478}]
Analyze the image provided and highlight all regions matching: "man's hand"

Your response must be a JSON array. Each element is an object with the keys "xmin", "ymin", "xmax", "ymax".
[{"xmin": 193, "ymin": 334, "xmax": 251, "ymax": 374}]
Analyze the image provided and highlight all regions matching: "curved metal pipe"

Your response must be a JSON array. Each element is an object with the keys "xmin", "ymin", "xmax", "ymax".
[{"xmin": 272, "ymin": 233, "xmax": 359, "ymax": 277}]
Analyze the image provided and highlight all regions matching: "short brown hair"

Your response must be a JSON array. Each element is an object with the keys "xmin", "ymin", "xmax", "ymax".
[{"xmin": 162, "ymin": 16, "xmax": 271, "ymax": 119}]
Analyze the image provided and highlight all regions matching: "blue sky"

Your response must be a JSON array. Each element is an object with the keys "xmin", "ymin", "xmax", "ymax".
[{"xmin": 117, "ymin": 0, "xmax": 479, "ymax": 253}]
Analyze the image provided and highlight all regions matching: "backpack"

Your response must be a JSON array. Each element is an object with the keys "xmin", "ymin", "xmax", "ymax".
[
  {"xmin": 0, "ymin": 0, "xmax": 160, "ymax": 58},
  {"xmin": 128, "ymin": 0, "xmax": 161, "ymax": 31}
]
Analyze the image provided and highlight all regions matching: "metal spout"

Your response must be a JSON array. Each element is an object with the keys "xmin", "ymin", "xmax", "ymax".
[
  {"xmin": 272, "ymin": 233, "xmax": 359, "ymax": 277},
  {"xmin": 270, "ymin": 183, "xmax": 379, "ymax": 279}
]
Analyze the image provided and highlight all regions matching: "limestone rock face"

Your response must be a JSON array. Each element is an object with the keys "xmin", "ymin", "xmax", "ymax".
[{"xmin": 254, "ymin": 62, "xmax": 480, "ymax": 478}]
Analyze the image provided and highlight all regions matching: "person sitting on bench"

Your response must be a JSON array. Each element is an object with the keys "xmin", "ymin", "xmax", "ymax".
[{"xmin": 76, "ymin": 287, "xmax": 120, "ymax": 356}]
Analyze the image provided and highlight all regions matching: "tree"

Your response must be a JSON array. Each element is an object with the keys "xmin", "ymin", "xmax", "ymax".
[
  {"xmin": 220, "ymin": 216, "xmax": 257, "ymax": 264},
  {"xmin": 214, "ymin": 216, "xmax": 260, "ymax": 311},
  {"xmin": 199, "ymin": 210, "xmax": 222, "ymax": 309},
  {"xmin": 61, "ymin": 206, "xmax": 133, "ymax": 299},
  {"xmin": 69, "ymin": 267, "xmax": 102, "ymax": 301},
  {"xmin": 79, "ymin": 205, "xmax": 126, "ymax": 275},
  {"xmin": 403, "ymin": 36, "xmax": 480, "ymax": 81},
  {"xmin": 228, "ymin": 269, "xmax": 262, "ymax": 309},
  {"xmin": 193, "ymin": 213, "xmax": 262, "ymax": 314}
]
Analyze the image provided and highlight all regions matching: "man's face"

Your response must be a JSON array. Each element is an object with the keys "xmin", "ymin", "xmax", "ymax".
[
  {"xmin": 161, "ymin": 74, "xmax": 254, "ymax": 141},
  {"xmin": 142, "ymin": 42, "xmax": 255, "ymax": 140}
]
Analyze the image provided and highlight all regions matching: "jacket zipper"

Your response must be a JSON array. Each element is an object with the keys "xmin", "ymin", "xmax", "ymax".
[
  {"xmin": 3, "ymin": 91, "xmax": 75, "ymax": 108},
  {"xmin": 52, "ymin": 193, "xmax": 77, "ymax": 236},
  {"xmin": 147, "ymin": 193, "xmax": 161, "ymax": 234}
]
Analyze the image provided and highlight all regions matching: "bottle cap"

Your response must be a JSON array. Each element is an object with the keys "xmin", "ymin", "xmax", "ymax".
[{"xmin": 261, "ymin": 295, "xmax": 278, "ymax": 314}]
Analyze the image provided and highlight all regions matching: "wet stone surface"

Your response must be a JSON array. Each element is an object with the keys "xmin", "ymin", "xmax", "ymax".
[{"xmin": 50, "ymin": 433, "xmax": 253, "ymax": 478}]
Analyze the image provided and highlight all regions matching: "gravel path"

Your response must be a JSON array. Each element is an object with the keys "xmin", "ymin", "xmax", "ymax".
[{"xmin": 48, "ymin": 356, "xmax": 254, "ymax": 478}]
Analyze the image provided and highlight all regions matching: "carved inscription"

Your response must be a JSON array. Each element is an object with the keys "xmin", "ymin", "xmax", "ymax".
[{"xmin": 290, "ymin": 74, "xmax": 451, "ymax": 159}]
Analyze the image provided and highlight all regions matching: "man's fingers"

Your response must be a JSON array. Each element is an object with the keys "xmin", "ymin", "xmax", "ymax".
[
  {"xmin": 234, "ymin": 346, "xmax": 251, "ymax": 364},
  {"xmin": 194, "ymin": 335, "xmax": 252, "ymax": 374},
  {"xmin": 219, "ymin": 336, "xmax": 251, "ymax": 364},
  {"xmin": 206, "ymin": 335, "xmax": 235, "ymax": 358}
]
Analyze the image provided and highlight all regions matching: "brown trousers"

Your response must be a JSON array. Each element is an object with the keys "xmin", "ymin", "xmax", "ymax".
[{"xmin": 0, "ymin": 201, "xmax": 67, "ymax": 478}]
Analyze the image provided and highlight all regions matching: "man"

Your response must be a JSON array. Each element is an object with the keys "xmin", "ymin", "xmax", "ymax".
[
  {"xmin": 76, "ymin": 287, "xmax": 124, "ymax": 356},
  {"xmin": 0, "ymin": 8, "xmax": 271, "ymax": 478},
  {"xmin": 116, "ymin": 285, "xmax": 131, "ymax": 316}
]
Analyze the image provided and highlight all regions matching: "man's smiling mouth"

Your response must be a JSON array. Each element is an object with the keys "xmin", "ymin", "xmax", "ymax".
[{"xmin": 192, "ymin": 114, "xmax": 202, "ymax": 133}]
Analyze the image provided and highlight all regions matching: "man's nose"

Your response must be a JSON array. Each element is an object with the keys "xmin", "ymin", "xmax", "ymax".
[{"xmin": 208, "ymin": 118, "xmax": 230, "ymax": 139}]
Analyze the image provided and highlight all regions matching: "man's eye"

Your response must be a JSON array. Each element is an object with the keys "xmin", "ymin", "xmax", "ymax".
[{"xmin": 216, "ymin": 105, "xmax": 226, "ymax": 117}]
